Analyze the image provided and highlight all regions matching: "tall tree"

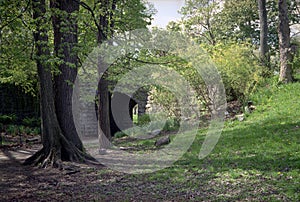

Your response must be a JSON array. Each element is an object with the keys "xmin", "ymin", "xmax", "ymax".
[
  {"xmin": 180, "ymin": 0, "xmax": 220, "ymax": 45},
  {"xmin": 96, "ymin": 0, "xmax": 154, "ymax": 149},
  {"xmin": 24, "ymin": 0, "xmax": 94, "ymax": 167},
  {"xmin": 96, "ymin": 0, "xmax": 116, "ymax": 149},
  {"xmin": 258, "ymin": 0, "xmax": 269, "ymax": 67},
  {"xmin": 179, "ymin": 0, "xmax": 260, "ymax": 45},
  {"xmin": 50, "ymin": 0, "xmax": 83, "ymax": 150},
  {"xmin": 278, "ymin": 0, "xmax": 293, "ymax": 83},
  {"xmin": 79, "ymin": 0, "xmax": 153, "ymax": 149}
]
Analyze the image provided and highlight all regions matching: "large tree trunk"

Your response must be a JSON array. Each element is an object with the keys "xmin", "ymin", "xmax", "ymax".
[
  {"xmin": 278, "ymin": 0, "xmax": 293, "ymax": 83},
  {"xmin": 24, "ymin": 0, "xmax": 94, "ymax": 168},
  {"xmin": 51, "ymin": 0, "xmax": 83, "ymax": 149},
  {"xmin": 258, "ymin": 0, "xmax": 269, "ymax": 67}
]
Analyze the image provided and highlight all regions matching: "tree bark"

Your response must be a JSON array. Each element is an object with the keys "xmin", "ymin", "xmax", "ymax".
[
  {"xmin": 24, "ymin": 0, "xmax": 94, "ymax": 168},
  {"xmin": 51, "ymin": 0, "xmax": 83, "ymax": 149},
  {"xmin": 258, "ymin": 0, "xmax": 269, "ymax": 67},
  {"xmin": 97, "ymin": 0, "xmax": 116, "ymax": 149},
  {"xmin": 278, "ymin": 0, "xmax": 293, "ymax": 83},
  {"xmin": 98, "ymin": 75, "xmax": 112, "ymax": 149}
]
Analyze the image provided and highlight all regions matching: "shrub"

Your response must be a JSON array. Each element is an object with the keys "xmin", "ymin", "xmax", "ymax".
[
  {"xmin": 0, "ymin": 114, "xmax": 17, "ymax": 124},
  {"xmin": 144, "ymin": 42, "xmax": 263, "ymax": 120},
  {"xmin": 31, "ymin": 127, "xmax": 40, "ymax": 135},
  {"xmin": 208, "ymin": 42, "xmax": 264, "ymax": 102},
  {"xmin": 6, "ymin": 125, "xmax": 18, "ymax": 136},
  {"xmin": 137, "ymin": 114, "xmax": 151, "ymax": 126},
  {"xmin": 114, "ymin": 131, "xmax": 128, "ymax": 138},
  {"xmin": 22, "ymin": 117, "xmax": 40, "ymax": 127},
  {"xmin": 163, "ymin": 118, "xmax": 180, "ymax": 132}
]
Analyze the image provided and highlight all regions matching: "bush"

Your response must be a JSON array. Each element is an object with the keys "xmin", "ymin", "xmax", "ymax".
[
  {"xmin": 0, "ymin": 114, "xmax": 17, "ymax": 124},
  {"xmin": 6, "ymin": 125, "xmax": 18, "ymax": 136},
  {"xmin": 150, "ymin": 87, "xmax": 181, "ymax": 118},
  {"xmin": 207, "ymin": 42, "xmax": 264, "ymax": 102},
  {"xmin": 250, "ymin": 75, "xmax": 279, "ymax": 106},
  {"xmin": 114, "ymin": 131, "xmax": 128, "ymax": 138},
  {"xmin": 30, "ymin": 127, "xmax": 40, "ymax": 135},
  {"xmin": 143, "ymin": 42, "xmax": 263, "ymax": 120},
  {"xmin": 137, "ymin": 114, "xmax": 151, "ymax": 126},
  {"xmin": 163, "ymin": 118, "xmax": 180, "ymax": 132},
  {"xmin": 22, "ymin": 117, "xmax": 40, "ymax": 127}
]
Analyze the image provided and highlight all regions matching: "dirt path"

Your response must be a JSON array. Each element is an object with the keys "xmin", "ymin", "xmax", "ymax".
[
  {"xmin": 0, "ymin": 145, "xmax": 192, "ymax": 202},
  {"xmin": 0, "ymin": 145, "xmax": 120, "ymax": 201}
]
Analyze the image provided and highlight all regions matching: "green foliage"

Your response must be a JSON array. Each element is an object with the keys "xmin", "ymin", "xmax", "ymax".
[
  {"xmin": 3, "ymin": 124, "xmax": 40, "ymax": 136},
  {"xmin": 132, "ymin": 114, "xmax": 138, "ymax": 124},
  {"xmin": 179, "ymin": 0, "xmax": 259, "ymax": 44},
  {"xmin": 78, "ymin": 0, "xmax": 155, "ymax": 57},
  {"xmin": 207, "ymin": 42, "xmax": 264, "ymax": 101},
  {"xmin": 114, "ymin": 131, "xmax": 128, "ymax": 138},
  {"xmin": 137, "ymin": 114, "xmax": 151, "ymax": 126},
  {"xmin": 292, "ymin": 54, "xmax": 300, "ymax": 75},
  {"xmin": 291, "ymin": 40, "xmax": 300, "ymax": 76},
  {"xmin": 6, "ymin": 124, "xmax": 18, "ymax": 136},
  {"xmin": 0, "ymin": 114, "xmax": 17, "ymax": 125},
  {"xmin": 162, "ymin": 117, "xmax": 180, "ymax": 132},
  {"xmin": 179, "ymin": 0, "xmax": 300, "ymax": 56},
  {"xmin": 0, "ymin": 0, "xmax": 155, "ymax": 95},
  {"xmin": 151, "ymin": 87, "xmax": 180, "ymax": 118},
  {"xmin": 22, "ymin": 117, "xmax": 40, "ymax": 127},
  {"xmin": 179, "ymin": 0, "xmax": 221, "ymax": 44},
  {"xmin": 0, "ymin": 0, "xmax": 38, "ymax": 94},
  {"xmin": 217, "ymin": 0, "xmax": 258, "ymax": 42},
  {"xmin": 114, "ymin": 0, "xmax": 154, "ymax": 31},
  {"xmin": 29, "ymin": 127, "xmax": 41, "ymax": 135}
]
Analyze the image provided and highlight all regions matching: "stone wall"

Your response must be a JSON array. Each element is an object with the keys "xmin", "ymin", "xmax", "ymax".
[{"xmin": 145, "ymin": 87, "xmax": 202, "ymax": 121}]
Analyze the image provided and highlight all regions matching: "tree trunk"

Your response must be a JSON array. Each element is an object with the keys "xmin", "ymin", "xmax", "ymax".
[
  {"xmin": 51, "ymin": 0, "xmax": 83, "ymax": 149},
  {"xmin": 278, "ymin": 0, "xmax": 293, "ymax": 83},
  {"xmin": 97, "ymin": 0, "xmax": 116, "ymax": 149},
  {"xmin": 24, "ymin": 0, "xmax": 94, "ymax": 168},
  {"xmin": 98, "ymin": 75, "xmax": 112, "ymax": 149},
  {"xmin": 258, "ymin": 0, "xmax": 269, "ymax": 67}
]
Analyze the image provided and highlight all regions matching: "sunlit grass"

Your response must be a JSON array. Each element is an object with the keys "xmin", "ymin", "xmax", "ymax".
[{"xmin": 111, "ymin": 78, "xmax": 300, "ymax": 200}]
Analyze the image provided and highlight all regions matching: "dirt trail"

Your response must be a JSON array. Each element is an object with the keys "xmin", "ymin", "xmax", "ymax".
[{"xmin": 0, "ymin": 146, "xmax": 184, "ymax": 201}]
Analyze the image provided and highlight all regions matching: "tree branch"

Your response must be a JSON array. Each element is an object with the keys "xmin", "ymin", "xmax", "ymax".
[{"xmin": 0, "ymin": 0, "xmax": 31, "ymax": 31}]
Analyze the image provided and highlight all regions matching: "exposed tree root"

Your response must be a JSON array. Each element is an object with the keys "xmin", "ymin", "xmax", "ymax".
[{"xmin": 23, "ymin": 134, "xmax": 100, "ymax": 168}]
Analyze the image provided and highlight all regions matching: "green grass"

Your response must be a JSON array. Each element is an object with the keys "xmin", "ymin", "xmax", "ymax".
[
  {"xmin": 133, "ymin": 114, "xmax": 138, "ymax": 124},
  {"xmin": 111, "ymin": 79, "xmax": 300, "ymax": 201}
]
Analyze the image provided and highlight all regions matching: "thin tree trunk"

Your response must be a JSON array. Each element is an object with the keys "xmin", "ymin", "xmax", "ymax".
[
  {"xmin": 258, "ymin": 0, "xmax": 269, "ymax": 67},
  {"xmin": 278, "ymin": 0, "xmax": 293, "ymax": 83},
  {"xmin": 98, "ymin": 76, "xmax": 112, "ymax": 149},
  {"xmin": 51, "ymin": 0, "xmax": 83, "ymax": 149}
]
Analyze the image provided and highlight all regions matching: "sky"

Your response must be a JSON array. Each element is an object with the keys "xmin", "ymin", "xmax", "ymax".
[{"xmin": 148, "ymin": 0, "xmax": 185, "ymax": 28}]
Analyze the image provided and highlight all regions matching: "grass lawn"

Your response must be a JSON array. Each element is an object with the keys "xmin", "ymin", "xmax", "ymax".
[{"xmin": 111, "ymin": 79, "xmax": 300, "ymax": 201}]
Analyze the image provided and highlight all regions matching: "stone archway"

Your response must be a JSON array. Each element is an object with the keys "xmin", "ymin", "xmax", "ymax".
[
  {"xmin": 109, "ymin": 92, "xmax": 137, "ymax": 136},
  {"xmin": 86, "ymin": 89, "xmax": 148, "ymax": 137}
]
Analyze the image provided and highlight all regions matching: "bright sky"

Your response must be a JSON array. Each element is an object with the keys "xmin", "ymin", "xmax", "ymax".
[{"xmin": 148, "ymin": 0, "xmax": 185, "ymax": 28}]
